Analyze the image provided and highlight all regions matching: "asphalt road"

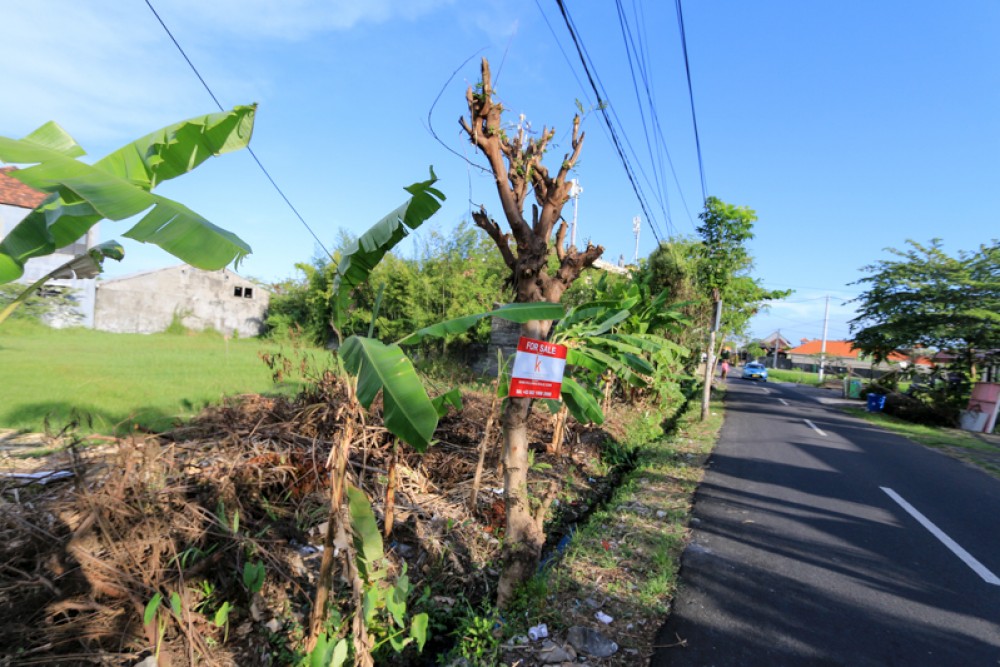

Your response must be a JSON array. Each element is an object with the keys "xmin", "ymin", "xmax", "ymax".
[{"xmin": 651, "ymin": 379, "xmax": 1000, "ymax": 667}]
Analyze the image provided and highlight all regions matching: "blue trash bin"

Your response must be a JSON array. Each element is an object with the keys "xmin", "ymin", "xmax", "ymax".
[{"xmin": 866, "ymin": 393, "xmax": 886, "ymax": 412}]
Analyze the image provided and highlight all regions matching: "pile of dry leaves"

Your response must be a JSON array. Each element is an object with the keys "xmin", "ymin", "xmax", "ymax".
[{"xmin": 0, "ymin": 372, "xmax": 623, "ymax": 666}]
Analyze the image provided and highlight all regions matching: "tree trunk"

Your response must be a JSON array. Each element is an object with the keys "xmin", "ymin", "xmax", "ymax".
[
  {"xmin": 496, "ymin": 319, "xmax": 551, "ymax": 607},
  {"xmin": 383, "ymin": 440, "xmax": 399, "ymax": 539},
  {"xmin": 548, "ymin": 403, "xmax": 568, "ymax": 456},
  {"xmin": 469, "ymin": 391, "xmax": 499, "ymax": 511},
  {"xmin": 308, "ymin": 413, "xmax": 354, "ymax": 650}
]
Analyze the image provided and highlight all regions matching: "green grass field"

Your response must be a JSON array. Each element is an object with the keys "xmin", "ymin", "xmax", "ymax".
[{"xmin": 0, "ymin": 320, "xmax": 327, "ymax": 435}]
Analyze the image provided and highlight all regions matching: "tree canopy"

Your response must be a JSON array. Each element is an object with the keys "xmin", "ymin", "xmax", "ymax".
[{"xmin": 849, "ymin": 239, "xmax": 1000, "ymax": 372}]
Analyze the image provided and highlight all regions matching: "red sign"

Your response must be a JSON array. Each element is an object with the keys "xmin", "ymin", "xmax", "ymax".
[{"xmin": 509, "ymin": 336, "xmax": 568, "ymax": 399}]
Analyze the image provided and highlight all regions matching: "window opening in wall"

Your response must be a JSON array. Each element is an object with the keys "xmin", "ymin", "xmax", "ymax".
[
  {"xmin": 234, "ymin": 286, "xmax": 243, "ymax": 297},
  {"xmin": 243, "ymin": 287, "xmax": 253, "ymax": 299}
]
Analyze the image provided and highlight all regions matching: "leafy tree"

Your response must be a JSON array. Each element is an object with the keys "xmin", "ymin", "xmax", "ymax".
[
  {"xmin": 459, "ymin": 58, "xmax": 603, "ymax": 605},
  {"xmin": 646, "ymin": 222, "xmax": 788, "ymax": 419},
  {"xmin": 266, "ymin": 222, "xmax": 510, "ymax": 348},
  {"xmin": 850, "ymin": 239, "xmax": 1000, "ymax": 383}
]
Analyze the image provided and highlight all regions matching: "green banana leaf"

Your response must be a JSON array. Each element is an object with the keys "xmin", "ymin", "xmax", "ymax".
[
  {"xmin": 331, "ymin": 169, "xmax": 444, "ymax": 330},
  {"xmin": 346, "ymin": 484, "xmax": 384, "ymax": 576},
  {"xmin": 340, "ymin": 335, "xmax": 438, "ymax": 452},
  {"xmin": 569, "ymin": 345, "xmax": 648, "ymax": 388},
  {"xmin": 0, "ymin": 106, "xmax": 256, "ymax": 283},
  {"xmin": 566, "ymin": 347, "xmax": 607, "ymax": 376},
  {"xmin": 397, "ymin": 302, "xmax": 565, "ymax": 346},
  {"xmin": 431, "ymin": 388, "xmax": 463, "ymax": 417},
  {"xmin": 584, "ymin": 336, "xmax": 645, "ymax": 358},
  {"xmin": 560, "ymin": 376, "xmax": 605, "ymax": 425}
]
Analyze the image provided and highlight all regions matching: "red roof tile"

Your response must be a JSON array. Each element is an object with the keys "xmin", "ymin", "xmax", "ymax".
[
  {"xmin": 787, "ymin": 339, "xmax": 908, "ymax": 362},
  {"xmin": 0, "ymin": 167, "xmax": 47, "ymax": 209}
]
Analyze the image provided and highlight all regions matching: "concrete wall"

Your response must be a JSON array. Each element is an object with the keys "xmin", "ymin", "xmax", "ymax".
[
  {"xmin": 94, "ymin": 265, "xmax": 269, "ymax": 337},
  {"xmin": 474, "ymin": 315, "xmax": 522, "ymax": 376}
]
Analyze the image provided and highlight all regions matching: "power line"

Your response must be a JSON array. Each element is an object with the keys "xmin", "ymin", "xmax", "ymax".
[
  {"xmin": 554, "ymin": 0, "xmax": 664, "ymax": 245},
  {"xmin": 674, "ymin": 0, "xmax": 708, "ymax": 203},
  {"xmin": 143, "ymin": 0, "xmax": 334, "ymax": 262},
  {"xmin": 613, "ymin": 0, "xmax": 672, "ymax": 234}
]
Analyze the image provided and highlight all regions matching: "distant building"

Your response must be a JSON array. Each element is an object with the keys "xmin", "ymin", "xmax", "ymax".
[
  {"xmin": 785, "ymin": 339, "xmax": 930, "ymax": 378},
  {"xmin": 0, "ymin": 167, "xmax": 99, "ymax": 327},
  {"xmin": 94, "ymin": 264, "xmax": 269, "ymax": 337}
]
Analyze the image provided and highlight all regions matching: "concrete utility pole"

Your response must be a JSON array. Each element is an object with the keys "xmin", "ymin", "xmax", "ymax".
[
  {"xmin": 773, "ymin": 329, "xmax": 781, "ymax": 369},
  {"xmin": 632, "ymin": 216, "xmax": 641, "ymax": 263},
  {"xmin": 569, "ymin": 179, "xmax": 583, "ymax": 249},
  {"xmin": 818, "ymin": 295, "xmax": 830, "ymax": 382}
]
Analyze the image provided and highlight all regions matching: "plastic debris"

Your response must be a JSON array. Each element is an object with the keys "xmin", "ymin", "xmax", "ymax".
[
  {"xmin": 528, "ymin": 623, "xmax": 549, "ymax": 641},
  {"xmin": 595, "ymin": 611, "xmax": 613, "ymax": 624}
]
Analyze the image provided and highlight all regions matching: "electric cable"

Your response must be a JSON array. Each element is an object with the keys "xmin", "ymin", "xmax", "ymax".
[
  {"xmin": 674, "ymin": 0, "xmax": 708, "ymax": 203},
  {"xmin": 554, "ymin": 0, "xmax": 664, "ymax": 245},
  {"xmin": 143, "ymin": 0, "xmax": 335, "ymax": 262}
]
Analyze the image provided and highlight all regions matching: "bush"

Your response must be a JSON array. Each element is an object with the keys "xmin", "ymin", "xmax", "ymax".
[{"xmin": 883, "ymin": 390, "xmax": 960, "ymax": 427}]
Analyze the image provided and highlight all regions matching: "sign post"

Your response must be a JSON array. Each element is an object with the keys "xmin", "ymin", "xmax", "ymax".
[{"xmin": 509, "ymin": 336, "xmax": 568, "ymax": 400}]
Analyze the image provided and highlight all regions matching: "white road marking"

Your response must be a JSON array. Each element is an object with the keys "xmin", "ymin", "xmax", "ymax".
[
  {"xmin": 881, "ymin": 487, "xmax": 1000, "ymax": 586},
  {"xmin": 804, "ymin": 419, "xmax": 826, "ymax": 436},
  {"xmin": 778, "ymin": 398, "xmax": 789, "ymax": 406}
]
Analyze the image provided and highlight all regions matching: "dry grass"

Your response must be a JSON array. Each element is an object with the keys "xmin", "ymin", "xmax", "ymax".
[{"xmin": 0, "ymin": 372, "xmax": 622, "ymax": 666}]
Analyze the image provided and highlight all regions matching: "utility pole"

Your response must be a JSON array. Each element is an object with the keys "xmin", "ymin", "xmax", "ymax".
[
  {"xmin": 818, "ymin": 295, "xmax": 830, "ymax": 382},
  {"xmin": 773, "ymin": 329, "xmax": 780, "ymax": 369},
  {"xmin": 569, "ymin": 179, "xmax": 583, "ymax": 249},
  {"xmin": 632, "ymin": 216, "xmax": 641, "ymax": 264}
]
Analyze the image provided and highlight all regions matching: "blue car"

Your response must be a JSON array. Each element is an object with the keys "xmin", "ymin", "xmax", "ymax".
[{"xmin": 742, "ymin": 362, "xmax": 768, "ymax": 382}]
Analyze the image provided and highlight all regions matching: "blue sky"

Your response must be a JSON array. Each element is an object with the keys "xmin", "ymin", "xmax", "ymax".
[{"xmin": 1, "ymin": 1, "xmax": 996, "ymax": 342}]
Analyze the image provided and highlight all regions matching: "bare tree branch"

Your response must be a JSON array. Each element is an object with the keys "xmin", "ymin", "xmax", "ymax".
[{"xmin": 471, "ymin": 208, "xmax": 516, "ymax": 270}]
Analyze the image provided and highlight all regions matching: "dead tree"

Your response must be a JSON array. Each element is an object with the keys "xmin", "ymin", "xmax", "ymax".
[{"xmin": 460, "ymin": 58, "xmax": 603, "ymax": 606}]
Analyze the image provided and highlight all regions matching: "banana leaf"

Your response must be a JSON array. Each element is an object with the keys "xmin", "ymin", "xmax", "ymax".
[
  {"xmin": 346, "ymin": 484, "xmax": 384, "ymax": 577},
  {"xmin": 397, "ymin": 302, "xmax": 564, "ymax": 346},
  {"xmin": 340, "ymin": 335, "xmax": 438, "ymax": 451},
  {"xmin": 0, "ymin": 106, "xmax": 256, "ymax": 283},
  {"xmin": 560, "ymin": 376, "xmax": 604, "ymax": 425},
  {"xmin": 331, "ymin": 169, "xmax": 444, "ymax": 330},
  {"xmin": 431, "ymin": 388, "xmax": 463, "ymax": 417}
]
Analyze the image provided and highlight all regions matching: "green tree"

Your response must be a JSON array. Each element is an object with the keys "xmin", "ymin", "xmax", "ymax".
[{"xmin": 850, "ymin": 239, "xmax": 1000, "ymax": 383}]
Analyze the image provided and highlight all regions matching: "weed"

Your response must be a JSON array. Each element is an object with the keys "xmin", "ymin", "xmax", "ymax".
[{"xmin": 442, "ymin": 601, "xmax": 501, "ymax": 666}]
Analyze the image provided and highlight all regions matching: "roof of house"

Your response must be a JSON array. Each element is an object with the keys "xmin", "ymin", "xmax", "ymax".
[
  {"xmin": 0, "ymin": 167, "xmax": 47, "ymax": 209},
  {"xmin": 758, "ymin": 332, "xmax": 792, "ymax": 349},
  {"xmin": 787, "ymin": 339, "xmax": 909, "ymax": 362}
]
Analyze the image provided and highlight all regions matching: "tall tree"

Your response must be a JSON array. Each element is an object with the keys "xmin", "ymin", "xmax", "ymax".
[
  {"xmin": 692, "ymin": 197, "xmax": 758, "ymax": 420},
  {"xmin": 459, "ymin": 58, "xmax": 603, "ymax": 605},
  {"xmin": 850, "ymin": 239, "xmax": 1000, "ymax": 381}
]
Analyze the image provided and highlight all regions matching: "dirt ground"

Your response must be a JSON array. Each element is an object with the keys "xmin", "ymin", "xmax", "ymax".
[{"xmin": 0, "ymin": 374, "xmax": 633, "ymax": 666}]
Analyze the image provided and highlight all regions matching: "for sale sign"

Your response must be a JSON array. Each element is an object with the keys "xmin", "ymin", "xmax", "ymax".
[{"xmin": 509, "ymin": 336, "xmax": 568, "ymax": 400}]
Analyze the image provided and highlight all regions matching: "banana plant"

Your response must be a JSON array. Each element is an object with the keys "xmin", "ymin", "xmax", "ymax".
[
  {"xmin": 332, "ymin": 170, "xmax": 564, "ymax": 452},
  {"xmin": 545, "ymin": 283, "xmax": 690, "ymax": 432},
  {"xmin": 0, "ymin": 105, "xmax": 256, "ymax": 284}
]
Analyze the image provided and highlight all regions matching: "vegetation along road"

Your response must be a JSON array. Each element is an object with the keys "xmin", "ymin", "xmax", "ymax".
[{"xmin": 652, "ymin": 379, "xmax": 1000, "ymax": 667}]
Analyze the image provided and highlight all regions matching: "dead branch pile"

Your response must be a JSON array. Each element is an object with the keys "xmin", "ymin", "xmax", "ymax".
[{"xmin": 0, "ymin": 372, "xmax": 611, "ymax": 666}]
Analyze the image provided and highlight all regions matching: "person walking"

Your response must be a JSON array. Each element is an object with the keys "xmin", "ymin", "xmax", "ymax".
[{"xmin": 720, "ymin": 359, "xmax": 730, "ymax": 379}]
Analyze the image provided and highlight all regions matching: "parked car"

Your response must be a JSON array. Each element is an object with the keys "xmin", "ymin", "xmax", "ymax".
[{"xmin": 742, "ymin": 362, "xmax": 768, "ymax": 381}]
